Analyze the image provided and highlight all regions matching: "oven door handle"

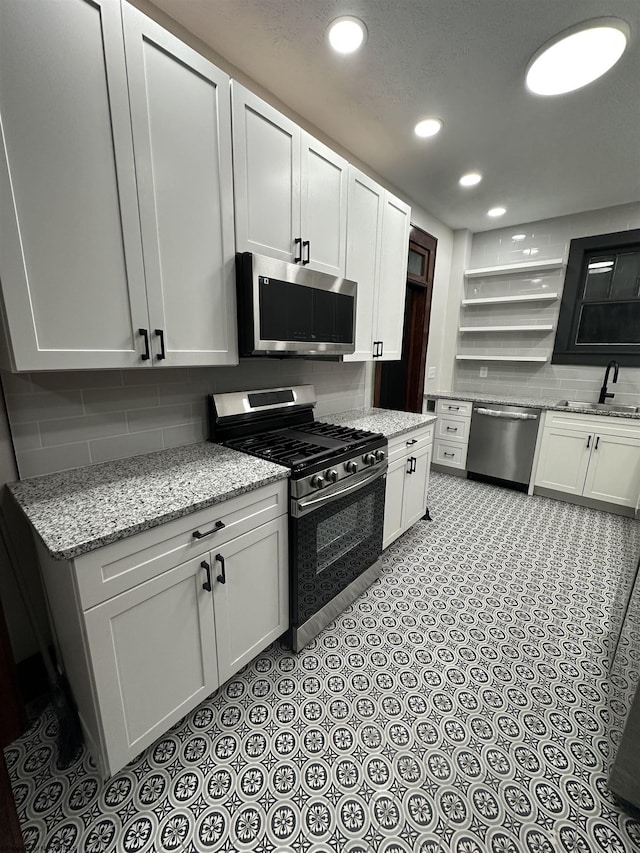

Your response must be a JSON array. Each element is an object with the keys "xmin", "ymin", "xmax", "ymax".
[{"xmin": 292, "ymin": 465, "xmax": 386, "ymax": 518}]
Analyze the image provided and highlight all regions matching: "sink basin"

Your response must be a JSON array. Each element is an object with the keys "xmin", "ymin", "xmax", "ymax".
[{"xmin": 557, "ymin": 400, "xmax": 640, "ymax": 414}]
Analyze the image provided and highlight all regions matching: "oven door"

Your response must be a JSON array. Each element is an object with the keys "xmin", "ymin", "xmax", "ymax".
[{"xmin": 290, "ymin": 467, "xmax": 386, "ymax": 650}]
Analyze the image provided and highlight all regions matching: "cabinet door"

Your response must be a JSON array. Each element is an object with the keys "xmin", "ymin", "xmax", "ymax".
[
  {"xmin": 583, "ymin": 434, "xmax": 640, "ymax": 507},
  {"xmin": 84, "ymin": 555, "xmax": 218, "ymax": 776},
  {"xmin": 383, "ymin": 457, "xmax": 406, "ymax": 549},
  {"xmin": 374, "ymin": 192, "xmax": 411, "ymax": 361},
  {"xmin": 232, "ymin": 83, "xmax": 301, "ymax": 262},
  {"xmin": 534, "ymin": 428, "xmax": 592, "ymax": 495},
  {"xmin": 402, "ymin": 444, "xmax": 431, "ymax": 530},
  {"xmin": 300, "ymin": 132, "xmax": 348, "ymax": 277},
  {"xmin": 344, "ymin": 168, "xmax": 383, "ymax": 362},
  {"xmin": 213, "ymin": 516, "xmax": 288, "ymax": 685},
  {"xmin": 123, "ymin": 6, "xmax": 237, "ymax": 366},
  {"xmin": 0, "ymin": 0, "xmax": 150, "ymax": 371}
]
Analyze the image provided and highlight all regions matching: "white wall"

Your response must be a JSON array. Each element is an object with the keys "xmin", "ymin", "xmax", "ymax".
[{"xmin": 454, "ymin": 203, "xmax": 640, "ymax": 403}]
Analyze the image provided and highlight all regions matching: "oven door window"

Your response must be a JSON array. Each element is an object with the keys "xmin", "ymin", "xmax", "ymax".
[
  {"xmin": 316, "ymin": 495, "xmax": 375, "ymax": 574},
  {"xmin": 291, "ymin": 474, "xmax": 386, "ymax": 626}
]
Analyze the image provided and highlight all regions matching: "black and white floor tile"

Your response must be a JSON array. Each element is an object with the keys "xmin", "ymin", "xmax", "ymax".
[{"xmin": 5, "ymin": 473, "xmax": 640, "ymax": 852}]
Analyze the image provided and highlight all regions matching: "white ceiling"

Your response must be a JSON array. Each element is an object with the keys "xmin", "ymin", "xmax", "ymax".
[{"xmin": 150, "ymin": 0, "xmax": 640, "ymax": 233}]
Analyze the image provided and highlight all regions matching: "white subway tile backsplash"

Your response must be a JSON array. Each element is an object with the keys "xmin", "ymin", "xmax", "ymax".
[
  {"xmin": 16, "ymin": 442, "xmax": 91, "ymax": 479},
  {"xmin": 3, "ymin": 360, "xmax": 368, "ymax": 478},
  {"xmin": 39, "ymin": 413, "xmax": 128, "ymax": 447},
  {"xmin": 82, "ymin": 385, "xmax": 160, "ymax": 414},
  {"xmin": 89, "ymin": 430, "xmax": 164, "ymax": 465},
  {"xmin": 6, "ymin": 391, "xmax": 85, "ymax": 424}
]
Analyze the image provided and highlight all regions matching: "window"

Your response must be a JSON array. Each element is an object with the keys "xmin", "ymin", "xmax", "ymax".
[{"xmin": 553, "ymin": 228, "xmax": 640, "ymax": 366}]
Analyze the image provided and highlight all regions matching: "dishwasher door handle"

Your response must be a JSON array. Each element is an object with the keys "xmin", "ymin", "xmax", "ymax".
[{"xmin": 474, "ymin": 407, "xmax": 538, "ymax": 420}]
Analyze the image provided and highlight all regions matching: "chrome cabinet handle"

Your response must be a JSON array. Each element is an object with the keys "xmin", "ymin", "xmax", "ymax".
[{"xmin": 192, "ymin": 520, "xmax": 225, "ymax": 539}]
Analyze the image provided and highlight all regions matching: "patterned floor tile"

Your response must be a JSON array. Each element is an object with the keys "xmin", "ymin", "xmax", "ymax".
[{"xmin": 4, "ymin": 472, "xmax": 640, "ymax": 853}]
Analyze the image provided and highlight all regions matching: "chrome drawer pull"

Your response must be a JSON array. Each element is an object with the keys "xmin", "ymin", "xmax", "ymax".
[{"xmin": 192, "ymin": 520, "xmax": 225, "ymax": 539}]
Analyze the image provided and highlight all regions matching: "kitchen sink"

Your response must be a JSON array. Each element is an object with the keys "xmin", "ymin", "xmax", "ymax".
[{"xmin": 557, "ymin": 400, "xmax": 640, "ymax": 414}]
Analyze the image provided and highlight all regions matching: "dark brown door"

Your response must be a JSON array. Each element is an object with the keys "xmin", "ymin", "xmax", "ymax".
[{"xmin": 375, "ymin": 226, "xmax": 437, "ymax": 412}]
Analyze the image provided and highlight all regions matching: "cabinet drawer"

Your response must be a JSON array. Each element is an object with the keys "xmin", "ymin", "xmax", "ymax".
[
  {"xmin": 435, "ymin": 415, "xmax": 469, "ymax": 444},
  {"xmin": 387, "ymin": 424, "xmax": 434, "ymax": 463},
  {"xmin": 75, "ymin": 480, "xmax": 288, "ymax": 609},
  {"xmin": 436, "ymin": 399, "xmax": 472, "ymax": 418},
  {"xmin": 433, "ymin": 439, "xmax": 467, "ymax": 469}
]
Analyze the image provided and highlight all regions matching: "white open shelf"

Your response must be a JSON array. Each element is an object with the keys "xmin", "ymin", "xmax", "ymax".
[
  {"xmin": 464, "ymin": 258, "xmax": 565, "ymax": 278},
  {"xmin": 456, "ymin": 355, "xmax": 549, "ymax": 363},
  {"xmin": 462, "ymin": 292, "xmax": 559, "ymax": 306},
  {"xmin": 459, "ymin": 324, "xmax": 554, "ymax": 333}
]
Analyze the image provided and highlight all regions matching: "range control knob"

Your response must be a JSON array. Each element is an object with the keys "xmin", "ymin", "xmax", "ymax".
[
  {"xmin": 375, "ymin": 449, "xmax": 386, "ymax": 462},
  {"xmin": 363, "ymin": 453, "xmax": 376, "ymax": 466},
  {"xmin": 311, "ymin": 474, "xmax": 326, "ymax": 489},
  {"xmin": 326, "ymin": 469, "xmax": 339, "ymax": 483},
  {"xmin": 344, "ymin": 460, "xmax": 358, "ymax": 474}
]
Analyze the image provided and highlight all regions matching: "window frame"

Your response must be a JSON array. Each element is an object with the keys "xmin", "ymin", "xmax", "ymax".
[{"xmin": 552, "ymin": 228, "xmax": 640, "ymax": 366}]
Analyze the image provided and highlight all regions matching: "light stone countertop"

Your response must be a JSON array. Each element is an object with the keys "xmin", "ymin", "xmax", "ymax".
[
  {"xmin": 324, "ymin": 407, "xmax": 437, "ymax": 438},
  {"xmin": 426, "ymin": 391, "xmax": 640, "ymax": 419},
  {"xmin": 8, "ymin": 443, "xmax": 289, "ymax": 561}
]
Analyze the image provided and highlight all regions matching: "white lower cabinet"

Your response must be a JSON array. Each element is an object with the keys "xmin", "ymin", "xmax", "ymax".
[
  {"xmin": 432, "ymin": 398, "xmax": 472, "ymax": 471},
  {"xmin": 535, "ymin": 412, "xmax": 640, "ymax": 510},
  {"xmin": 84, "ymin": 553, "xmax": 220, "ymax": 776},
  {"xmin": 383, "ymin": 424, "xmax": 433, "ymax": 548},
  {"xmin": 36, "ymin": 481, "xmax": 289, "ymax": 778}
]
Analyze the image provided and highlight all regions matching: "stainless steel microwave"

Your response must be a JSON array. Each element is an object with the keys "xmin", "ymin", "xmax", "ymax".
[{"xmin": 236, "ymin": 253, "xmax": 357, "ymax": 357}]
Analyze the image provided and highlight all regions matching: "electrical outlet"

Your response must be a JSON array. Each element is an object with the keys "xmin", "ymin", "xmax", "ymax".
[
  {"xmin": 427, "ymin": 366, "xmax": 436, "ymax": 379},
  {"xmin": 479, "ymin": 366, "xmax": 488, "ymax": 378}
]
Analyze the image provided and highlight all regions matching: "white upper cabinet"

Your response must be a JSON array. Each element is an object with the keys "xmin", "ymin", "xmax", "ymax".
[
  {"xmin": 232, "ymin": 83, "xmax": 348, "ymax": 276},
  {"xmin": 122, "ymin": 5, "xmax": 237, "ymax": 366},
  {"xmin": 374, "ymin": 192, "xmax": 411, "ymax": 361},
  {"xmin": 231, "ymin": 84, "xmax": 301, "ymax": 263},
  {"xmin": 344, "ymin": 168, "xmax": 384, "ymax": 362},
  {"xmin": 0, "ymin": 0, "xmax": 238, "ymax": 371},
  {"xmin": 345, "ymin": 173, "xmax": 411, "ymax": 362},
  {"xmin": 0, "ymin": 0, "xmax": 149, "ymax": 370},
  {"xmin": 300, "ymin": 133, "xmax": 348, "ymax": 276}
]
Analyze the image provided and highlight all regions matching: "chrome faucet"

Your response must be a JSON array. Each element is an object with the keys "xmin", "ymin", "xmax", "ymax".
[{"xmin": 598, "ymin": 360, "xmax": 619, "ymax": 404}]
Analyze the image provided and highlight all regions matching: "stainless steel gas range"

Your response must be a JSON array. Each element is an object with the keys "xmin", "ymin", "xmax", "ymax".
[{"xmin": 209, "ymin": 385, "xmax": 387, "ymax": 650}]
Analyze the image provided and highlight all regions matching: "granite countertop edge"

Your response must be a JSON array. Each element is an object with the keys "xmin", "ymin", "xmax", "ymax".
[
  {"xmin": 9, "ymin": 443, "xmax": 290, "ymax": 561},
  {"xmin": 323, "ymin": 407, "xmax": 437, "ymax": 439},
  {"xmin": 12, "ymin": 469, "xmax": 290, "ymax": 562},
  {"xmin": 425, "ymin": 391, "xmax": 640, "ymax": 419}
]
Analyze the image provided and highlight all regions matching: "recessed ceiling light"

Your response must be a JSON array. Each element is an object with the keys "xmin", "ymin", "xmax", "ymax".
[
  {"xmin": 487, "ymin": 207, "xmax": 506, "ymax": 217},
  {"xmin": 328, "ymin": 16, "xmax": 367, "ymax": 54},
  {"xmin": 459, "ymin": 172, "xmax": 482, "ymax": 187},
  {"xmin": 414, "ymin": 118, "xmax": 443, "ymax": 138},
  {"xmin": 512, "ymin": 234, "xmax": 527, "ymax": 241},
  {"xmin": 526, "ymin": 18, "xmax": 629, "ymax": 95}
]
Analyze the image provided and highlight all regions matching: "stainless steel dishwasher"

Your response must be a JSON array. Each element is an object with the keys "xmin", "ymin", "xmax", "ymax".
[{"xmin": 466, "ymin": 403, "xmax": 541, "ymax": 486}]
